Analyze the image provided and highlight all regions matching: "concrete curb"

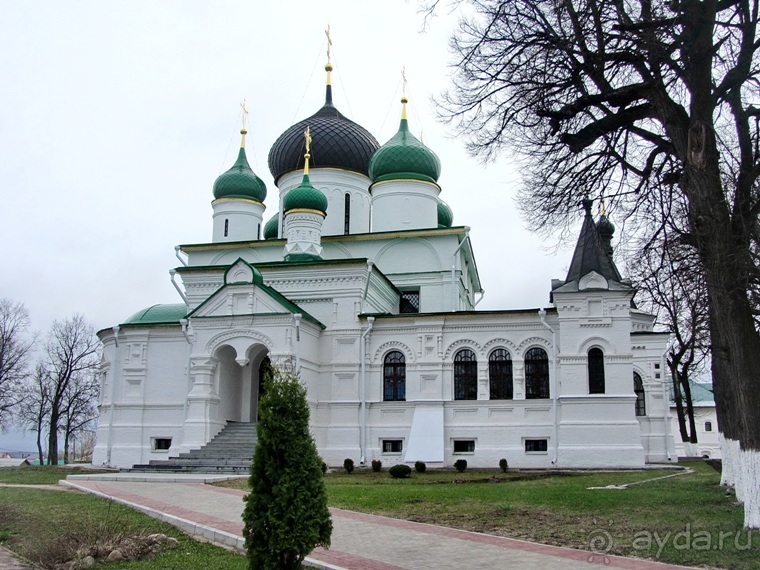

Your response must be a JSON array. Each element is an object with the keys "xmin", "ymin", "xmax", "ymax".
[{"xmin": 59, "ymin": 480, "xmax": 343, "ymax": 569}]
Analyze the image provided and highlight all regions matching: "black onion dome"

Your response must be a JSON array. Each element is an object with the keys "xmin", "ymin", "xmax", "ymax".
[{"xmin": 268, "ymin": 85, "xmax": 380, "ymax": 184}]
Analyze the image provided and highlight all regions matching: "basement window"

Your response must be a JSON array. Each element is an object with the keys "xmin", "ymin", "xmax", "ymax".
[
  {"xmin": 453, "ymin": 440, "xmax": 475, "ymax": 453},
  {"xmin": 524, "ymin": 439, "xmax": 548, "ymax": 454},
  {"xmin": 382, "ymin": 439, "xmax": 403, "ymax": 453},
  {"xmin": 152, "ymin": 437, "xmax": 172, "ymax": 451}
]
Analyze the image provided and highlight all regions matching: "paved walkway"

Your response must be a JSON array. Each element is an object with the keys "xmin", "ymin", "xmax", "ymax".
[{"xmin": 61, "ymin": 474, "xmax": 698, "ymax": 570}]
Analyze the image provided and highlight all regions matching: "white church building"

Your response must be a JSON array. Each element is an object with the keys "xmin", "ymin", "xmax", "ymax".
[{"xmin": 92, "ymin": 61, "xmax": 675, "ymax": 470}]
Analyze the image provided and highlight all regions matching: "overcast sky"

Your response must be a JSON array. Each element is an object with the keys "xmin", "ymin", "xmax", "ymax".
[{"xmin": 1, "ymin": 1, "xmax": 586, "ymax": 451}]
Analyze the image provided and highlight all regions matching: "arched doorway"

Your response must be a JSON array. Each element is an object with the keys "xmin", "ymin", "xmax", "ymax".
[{"xmin": 214, "ymin": 343, "xmax": 269, "ymax": 423}]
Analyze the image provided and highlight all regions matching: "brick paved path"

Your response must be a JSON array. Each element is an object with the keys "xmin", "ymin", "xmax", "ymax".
[{"xmin": 62, "ymin": 475, "xmax": 698, "ymax": 570}]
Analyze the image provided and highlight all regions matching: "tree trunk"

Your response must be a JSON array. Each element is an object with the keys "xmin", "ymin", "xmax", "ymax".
[
  {"xmin": 680, "ymin": 375, "xmax": 698, "ymax": 444},
  {"xmin": 64, "ymin": 428, "xmax": 70, "ymax": 464},
  {"xmin": 671, "ymin": 368, "xmax": 689, "ymax": 442},
  {"xmin": 47, "ymin": 406, "xmax": 59, "ymax": 465}
]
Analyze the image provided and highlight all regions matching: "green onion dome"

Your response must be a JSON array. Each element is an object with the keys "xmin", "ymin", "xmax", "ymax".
[
  {"xmin": 213, "ymin": 136, "xmax": 267, "ymax": 202},
  {"xmin": 263, "ymin": 213, "xmax": 279, "ymax": 239},
  {"xmin": 438, "ymin": 200, "xmax": 453, "ymax": 228},
  {"xmin": 369, "ymin": 118, "xmax": 441, "ymax": 184},
  {"xmin": 283, "ymin": 174, "xmax": 328, "ymax": 214}
]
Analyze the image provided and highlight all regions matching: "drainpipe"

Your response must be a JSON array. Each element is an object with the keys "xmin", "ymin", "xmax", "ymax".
[
  {"xmin": 174, "ymin": 246, "xmax": 188, "ymax": 267},
  {"xmin": 179, "ymin": 319, "xmax": 192, "ymax": 422},
  {"xmin": 294, "ymin": 314, "xmax": 302, "ymax": 374},
  {"xmin": 360, "ymin": 317, "xmax": 375, "ymax": 464},
  {"xmin": 538, "ymin": 309, "xmax": 559, "ymax": 466},
  {"xmin": 105, "ymin": 326, "xmax": 120, "ymax": 466},
  {"xmin": 361, "ymin": 261, "xmax": 374, "ymax": 314},
  {"xmin": 169, "ymin": 269, "xmax": 188, "ymax": 304},
  {"xmin": 451, "ymin": 227, "xmax": 471, "ymax": 312},
  {"xmin": 661, "ymin": 335, "xmax": 675, "ymax": 461}
]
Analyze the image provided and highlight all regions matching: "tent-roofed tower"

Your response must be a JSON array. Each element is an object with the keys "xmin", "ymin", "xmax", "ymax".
[{"xmin": 268, "ymin": 32, "xmax": 379, "ymax": 237}]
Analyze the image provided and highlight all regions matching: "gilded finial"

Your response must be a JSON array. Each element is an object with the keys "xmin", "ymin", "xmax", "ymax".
[
  {"xmin": 600, "ymin": 198, "xmax": 607, "ymax": 216},
  {"xmin": 239, "ymin": 98, "xmax": 249, "ymax": 147},
  {"xmin": 325, "ymin": 25, "xmax": 333, "ymax": 84},
  {"xmin": 401, "ymin": 66, "xmax": 408, "ymax": 120},
  {"xmin": 304, "ymin": 126, "xmax": 312, "ymax": 175}
]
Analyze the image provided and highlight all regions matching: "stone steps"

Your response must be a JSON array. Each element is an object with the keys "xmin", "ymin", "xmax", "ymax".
[{"xmin": 130, "ymin": 421, "xmax": 257, "ymax": 474}]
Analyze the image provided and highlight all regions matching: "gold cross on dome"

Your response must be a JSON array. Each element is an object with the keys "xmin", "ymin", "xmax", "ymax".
[
  {"xmin": 401, "ymin": 66, "xmax": 407, "ymax": 98},
  {"xmin": 240, "ymin": 98, "xmax": 248, "ymax": 129},
  {"xmin": 305, "ymin": 126, "xmax": 312, "ymax": 154},
  {"xmin": 325, "ymin": 25, "xmax": 333, "ymax": 65}
]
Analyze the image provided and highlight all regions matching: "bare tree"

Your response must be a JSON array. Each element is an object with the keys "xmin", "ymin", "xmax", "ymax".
[
  {"xmin": 632, "ymin": 233, "xmax": 710, "ymax": 445},
  {"xmin": 45, "ymin": 315, "xmax": 99, "ymax": 465},
  {"xmin": 0, "ymin": 299, "xmax": 35, "ymax": 427},
  {"xmin": 60, "ymin": 369, "xmax": 99, "ymax": 464},
  {"xmin": 17, "ymin": 363, "xmax": 53, "ymax": 463},
  {"xmin": 435, "ymin": 0, "xmax": 760, "ymax": 527}
]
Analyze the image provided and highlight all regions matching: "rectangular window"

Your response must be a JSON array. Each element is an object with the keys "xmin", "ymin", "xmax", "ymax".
[
  {"xmin": 453, "ymin": 440, "xmax": 475, "ymax": 453},
  {"xmin": 399, "ymin": 290, "xmax": 420, "ymax": 314},
  {"xmin": 153, "ymin": 437, "xmax": 172, "ymax": 451},
  {"xmin": 524, "ymin": 439, "xmax": 548, "ymax": 453},
  {"xmin": 382, "ymin": 439, "xmax": 403, "ymax": 453}
]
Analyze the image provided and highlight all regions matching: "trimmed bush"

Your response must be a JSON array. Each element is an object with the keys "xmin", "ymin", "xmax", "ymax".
[
  {"xmin": 343, "ymin": 458, "xmax": 354, "ymax": 474},
  {"xmin": 388, "ymin": 464, "xmax": 412, "ymax": 479},
  {"xmin": 499, "ymin": 458, "xmax": 509, "ymax": 473},
  {"xmin": 454, "ymin": 459, "xmax": 468, "ymax": 473},
  {"xmin": 243, "ymin": 368, "xmax": 331, "ymax": 570},
  {"xmin": 414, "ymin": 461, "xmax": 427, "ymax": 473},
  {"xmin": 371, "ymin": 459, "xmax": 382, "ymax": 472}
]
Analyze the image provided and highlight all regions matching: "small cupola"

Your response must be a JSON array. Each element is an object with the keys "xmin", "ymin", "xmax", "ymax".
[
  {"xmin": 282, "ymin": 127, "xmax": 327, "ymax": 261},
  {"xmin": 438, "ymin": 199, "xmax": 454, "ymax": 228},
  {"xmin": 263, "ymin": 213, "xmax": 279, "ymax": 240}
]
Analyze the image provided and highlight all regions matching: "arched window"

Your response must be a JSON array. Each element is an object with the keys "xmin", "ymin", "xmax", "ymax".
[
  {"xmin": 344, "ymin": 193, "xmax": 351, "ymax": 235},
  {"xmin": 383, "ymin": 351, "xmax": 406, "ymax": 401},
  {"xmin": 489, "ymin": 349, "xmax": 513, "ymax": 400},
  {"xmin": 454, "ymin": 349, "xmax": 478, "ymax": 400},
  {"xmin": 525, "ymin": 347, "xmax": 550, "ymax": 399},
  {"xmin": 588, "ymin": 348, "xmax": 605, "ymax": 394},
  {"xmin": 634, "ymin": 372, "xmax": 646, "ymax": 416}
]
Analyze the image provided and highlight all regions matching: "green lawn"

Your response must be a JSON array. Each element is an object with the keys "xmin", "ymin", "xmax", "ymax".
[
  {"xmin": 3, "ymin": 462, "xmax": 756, "ymax": 569},
  {"xmin": 0, "ymin": 468, "xmax": 246, "ymax": 569},
  {"xmin": 220, "ymin": 460, "xmax": 757, "ymax": 569},
  {"xmin": 0, "ymin": 465, "xmax": 113, "ymax": 485}
]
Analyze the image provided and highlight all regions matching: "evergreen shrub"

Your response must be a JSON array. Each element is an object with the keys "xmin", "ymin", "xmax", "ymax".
[
  {"xmin": 454, "ymin": 459, "xmax": 468, "ymax": 473},
  {"xmin": 499, "ymin": 458, "xmax": 508, "ymax": 473},
  {"xmin": 414, "ymin": 461, "xmax": 426, "ymax": 473},
  {"xmin": 388, "ymin": 464, "xmax": 412, "ymax": 479},
  {"xmin": 242, "ymin": 368, "xmax": 332, "ymax": 570},
  {"xmin": 343, "ymin": 458, "xmax": 354, "ymax": 474},
  {"xmin": 371, "ymin": 459, "xmax": 382, "ymax": 472}
]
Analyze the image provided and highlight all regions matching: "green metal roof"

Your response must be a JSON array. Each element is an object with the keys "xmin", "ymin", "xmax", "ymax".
[
  {"xmin": 123, "ymin": 304, "xmax": 187, "ymax": 325},
  {"xmin": 213, "ymin": 147, "xmax": 267, "ymax": 202},
  {"xmin": 369, "ymin": 118, "xmax": 441, "ymax": 184},
  {"xmin": 283, "ymin": 173, "xmax": 328, "ymax": 214}
]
